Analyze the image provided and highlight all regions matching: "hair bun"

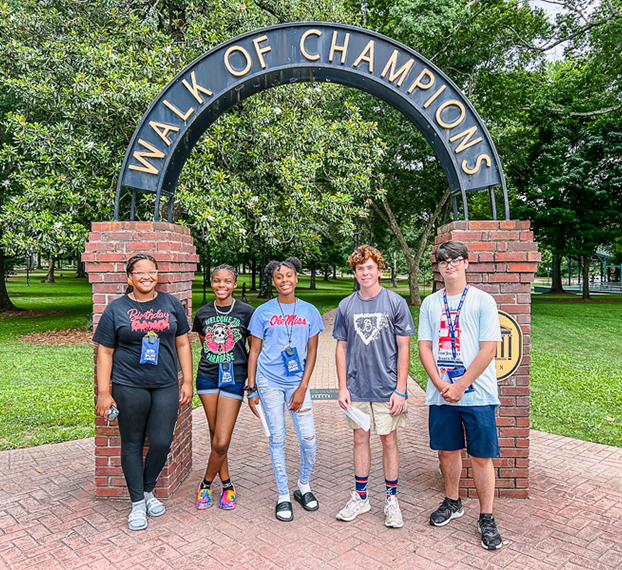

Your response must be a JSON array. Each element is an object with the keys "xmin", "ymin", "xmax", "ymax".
[
  {"xmin": 285, "ymin": 256, "xmax": 302, "ymax": 273},
  {"xmin": 264, "ymin": 260, "xmax": 280, "ymax": 277}
]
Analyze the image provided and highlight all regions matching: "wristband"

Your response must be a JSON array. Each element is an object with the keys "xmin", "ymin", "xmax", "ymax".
[
  {"xmin": 247, "ymin": 392, "xmax": 259, "ymax": 399},
  {"xmin": 394, "ymin": 389, "xmax": 407, "ymax": 398}
]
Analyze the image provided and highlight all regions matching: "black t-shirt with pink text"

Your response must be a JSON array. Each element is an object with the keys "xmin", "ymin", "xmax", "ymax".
[{"xmin": 93, "ymin": 292, "xmax": 190, "ymax": 388}]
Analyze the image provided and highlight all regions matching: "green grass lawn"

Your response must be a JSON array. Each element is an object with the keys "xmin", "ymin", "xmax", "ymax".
[
  {"xmin": 528, "ymin": 296, "xmax": 622, "ymax": 446},
  {"xmin": 2, "ymin": 271, "xmax": 621, "ymax": 449},
  {"xmin": 0, "ymin": 272, "xmax": 95, "ymax": 449}
]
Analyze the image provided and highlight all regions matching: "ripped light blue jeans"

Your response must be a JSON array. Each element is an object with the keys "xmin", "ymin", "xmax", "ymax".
[{"xmin": 256, "ymin": 373, "xmax": 317, "ymax": 495}]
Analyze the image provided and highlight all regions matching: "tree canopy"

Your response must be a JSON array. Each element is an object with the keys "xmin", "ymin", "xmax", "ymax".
[{"xmin": 1, "ymin": 0, "xmax": 621, "ymax": 309}]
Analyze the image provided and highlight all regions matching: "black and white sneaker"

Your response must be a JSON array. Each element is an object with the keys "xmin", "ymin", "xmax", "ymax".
[
  {"xmin": 478, "ymin": 514, "xmax": 503, "ymax": 550},
  {"xmin": 429, "ymin": 497, "xmax": 464, "ymax": 526}
]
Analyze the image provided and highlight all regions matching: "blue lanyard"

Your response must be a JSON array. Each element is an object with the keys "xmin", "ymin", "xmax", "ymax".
[{"xmin": 442, "ymin": 285, "xmax": 469, "ymax": 363}]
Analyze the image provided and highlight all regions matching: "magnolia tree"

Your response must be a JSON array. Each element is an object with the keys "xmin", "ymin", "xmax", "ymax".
[
  {"xmin": 0, "ymin": 0, "xmax": 376, "ymax": 309},
  {"xmin": 177, "ymin": 84, "xmax": 384, "ymax": 297}
]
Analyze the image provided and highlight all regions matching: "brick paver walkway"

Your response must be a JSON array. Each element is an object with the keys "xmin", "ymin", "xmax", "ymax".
[{"xmin": 1, "ymin": 310, "xmax": 621, "ymax": 569}]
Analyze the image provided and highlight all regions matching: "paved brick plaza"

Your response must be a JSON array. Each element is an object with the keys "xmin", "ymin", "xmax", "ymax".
[{"xmin": 1, "ymin": 310, "xmax": 621, "ymax": 569}]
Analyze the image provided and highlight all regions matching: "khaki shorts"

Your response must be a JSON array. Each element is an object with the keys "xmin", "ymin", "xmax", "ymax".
[{"xmin": 345, "ymin": 401, "xmax": 409, "ymax": 435}]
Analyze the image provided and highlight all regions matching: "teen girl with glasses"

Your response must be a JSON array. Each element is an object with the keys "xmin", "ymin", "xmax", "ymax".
[{"xmin": 94, "ymin": 254, "xmax": 194, "ymax": 531}]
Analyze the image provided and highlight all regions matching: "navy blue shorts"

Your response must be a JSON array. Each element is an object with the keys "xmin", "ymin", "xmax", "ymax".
[
  {"xmin": 429, "ymin": 405, "xmax": 500, "ymax": 458},
  {"xmin": 195, "ymin": 375, "xmax": 244, "ymax": 401}
]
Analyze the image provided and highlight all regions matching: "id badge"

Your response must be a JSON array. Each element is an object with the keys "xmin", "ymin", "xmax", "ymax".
[
  {"xmin": 447, "ymin": 366, "xmax": 474, "ymax": 394},
  {"xmin": 140, "ymin": 332, "xmax": 159, "ymax": 365},
  {"xmin": 218, "ymin": 361, "xmax": 235, "ymax": 387},
  {"xmin": 281, "ymin": 346, "xmax": 302, "ymax": 376}
]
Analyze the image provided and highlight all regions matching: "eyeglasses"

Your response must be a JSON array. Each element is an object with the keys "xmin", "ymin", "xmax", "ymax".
[
  {"xmin": 132, "ymin": 270, "xmax": 158, "ymax": 277},
  {"xmin": 438, "ymin": 258, "xmax": 464, "ymax": 269}
]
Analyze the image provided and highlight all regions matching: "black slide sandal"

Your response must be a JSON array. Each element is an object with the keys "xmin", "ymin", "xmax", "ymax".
[
  {"xmin": 275, "ymin": 501, "xmax": 294, "ymax": 522},
  {"xmin": 293, "ymin": 490, "xmax": 319, "ymax": 511}
]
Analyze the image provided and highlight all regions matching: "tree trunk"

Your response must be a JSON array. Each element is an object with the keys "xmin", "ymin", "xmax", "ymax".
[
  {"xmin": 76, "ymin": 254, "xmax": 86, "ymax": 278},
  {"xmin": 37, "ymin": 252, "xmax": 42, "ymax": 269},
  {"xmin": 371, "ymin": 187, "xmax": 451, "ymax": 306},
  {"xmin": 309, "ymin": 262, "xmax": 317, "ymax": 290},
  {"xmin": 582, "ymin": 254, "xmax": 591, "ymax": 300},
  {"xmin": 251, "ymin": 254, "xmax": 257, "ymax": 291},
  {"xmin": 333, "ymin": 265, "xmax": 337, "ymax": 279},
  {"xmin": 323, "ymin": 266, "xmax": 329, "ymax": 282},
  {"xmin": 259, "ymin": 249, "xmax": 273, "ymax": 299},
  {"xmin": 47, "ymin": 253, "xmax": 56, "ymax": 284},
  {"xmin": 392, "ymin": 253, "xmax": 398, "ymax": 288},
  {"xmin": 353, "ymin": 221, "xmax": 360, "ymax": 292},
  {"xmin": 0, "ymin": 242, "xmax": 17, "ymax": 312},
  {"xmin": 548, "ymin": 253, "xmax": 565, "ymax": 294}
]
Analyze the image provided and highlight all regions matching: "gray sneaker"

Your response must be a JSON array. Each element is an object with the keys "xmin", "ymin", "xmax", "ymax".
[
  {"xmin": 384, "ymin": 495, "xmax": 404, "ymax": 528},
  {"xmin": 429, "ymin": 497, "xmax": 464, "ymax": 526},
  {"xmin": 336, "ymin": 491, "xmax": 371, "ymax": 522}
]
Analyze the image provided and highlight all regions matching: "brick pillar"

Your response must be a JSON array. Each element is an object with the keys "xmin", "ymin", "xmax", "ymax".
[
  {"xmin": 82, "ymin": 222, "xmax": 198, "ymax": 499},
  {"xmin": 432, "ymin": 220, "xmax": 540, "ymax": 498}
]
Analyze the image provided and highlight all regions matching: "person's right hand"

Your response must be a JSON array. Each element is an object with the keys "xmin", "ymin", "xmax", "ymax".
[
  {"xmin": 338, "ymin": 387, "xmax": 352, "ymax": 411},
  {"xmin": 95, "ymin": 394, "xmax": 116, "ymax": 421},
  {"xmin": 247, "ymin": 395, "xmax": 260, "ymax": 418}
]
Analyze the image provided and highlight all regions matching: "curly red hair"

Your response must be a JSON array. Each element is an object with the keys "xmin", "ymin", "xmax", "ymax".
[{"xmin": 348, "ymin": 245, "xmax": 387, "ymax": 271}]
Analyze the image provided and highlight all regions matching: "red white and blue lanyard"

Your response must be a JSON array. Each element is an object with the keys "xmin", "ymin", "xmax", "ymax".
[{"xmin": 442, "ymin": 285, "xmax": 469, "ymax": 364}]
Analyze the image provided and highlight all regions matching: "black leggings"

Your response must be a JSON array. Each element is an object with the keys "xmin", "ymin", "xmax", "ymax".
[{"xmin": 112, "ymin": 383, "xmax": 179, "ymax": 503}]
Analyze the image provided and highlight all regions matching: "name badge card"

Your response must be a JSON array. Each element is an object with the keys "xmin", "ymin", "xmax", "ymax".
[
  {"xmin": 446, "ymin": 366, "xmax": 474, "ymax": 394},
  {"xmin": 281, "ymin": 346, "xmax": 302, "ymax": 376},
  {"xmin": 140, "ymin": 332, "xmax": 159, "ymax": 365},
  {"xmin": 218, "ymin": 361, "xmax": 235, "ymax": 387}
]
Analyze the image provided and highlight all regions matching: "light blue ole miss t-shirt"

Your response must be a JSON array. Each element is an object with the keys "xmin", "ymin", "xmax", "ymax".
[
  {"xmin": 418, "ymin": 285, "xmax": 501, "ymax": 407},
  {"xmin": 249, "ymin": 298, "xmax": 324, "ymax": 385}
]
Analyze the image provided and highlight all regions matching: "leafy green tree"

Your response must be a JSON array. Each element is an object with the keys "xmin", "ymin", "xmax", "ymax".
[
  {"xmin": 0, "ymin": 0, "xmax": 374, "ymax": 309},
  {"xmin": 178, "ymin": 84, "xmax": 384, "ymax": 298},
  {"xmin": 341, "ymin": 0, "xmax": 551, "ymax": 305},
  {"xmin": 511, "ymin": 1, "xmax": 622, "ymax": 299}
]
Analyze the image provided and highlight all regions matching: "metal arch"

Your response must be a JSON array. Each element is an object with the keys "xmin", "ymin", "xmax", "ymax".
[{"xmin": 114, "ymin": 22, "xmax": 510, "ymax": 223}]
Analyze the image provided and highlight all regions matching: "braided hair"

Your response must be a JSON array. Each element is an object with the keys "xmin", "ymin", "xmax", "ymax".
[
  {"xmin": 126, "ymin": 254, "xmax": 158, "ymax": 295},
  {"xmin": 210, "ymin": 264, "xmax": 238, "ymax": 281},
  {"xmin": 264, "ymin": 256, "xmax": 302, "ymax": 277}
]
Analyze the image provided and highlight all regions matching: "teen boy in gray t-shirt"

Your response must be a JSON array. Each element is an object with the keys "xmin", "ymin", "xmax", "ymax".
[{"xmin": 334, "ymin": 245, "xmax": 416, "ymax": 529}]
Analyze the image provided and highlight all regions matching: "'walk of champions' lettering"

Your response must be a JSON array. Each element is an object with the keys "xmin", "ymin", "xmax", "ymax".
[
  {"xmin": 270, "ymin": 314, "xmax": 308, "ymax": 326},
  {"xmin": 125, "ymin": 24, "xmax": 498, "ymax": 195}
]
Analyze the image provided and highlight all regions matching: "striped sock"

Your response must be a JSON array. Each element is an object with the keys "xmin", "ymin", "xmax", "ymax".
[
  {"xmin": 355, "ymin": 475, "xmax": 368, "ymax": 501},
  {"xmin": 386, "ymin": 478, "xmax": 398, "ymax": 497}
]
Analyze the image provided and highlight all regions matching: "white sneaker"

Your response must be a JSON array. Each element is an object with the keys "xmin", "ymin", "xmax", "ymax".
[
  {"xmin": 336, "ymin": 491, "xmax": 371, "ymax": 522},
  {"xmin": 384, "ymin": 495, "xmax": 404, "ymax": 528}
]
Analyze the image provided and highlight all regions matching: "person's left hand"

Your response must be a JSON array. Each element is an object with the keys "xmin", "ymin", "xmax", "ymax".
[
  {"xmin": 389, "ymin": 392, "xmax": 406, "ymax": 417},
  {"xmin": 179, "ymin": 382, "xmax": 193, "ymax": 406},
  {"xmin": 288, "ymin": 386, "xmax": 307, "ymax": 413},
  {"xmin": 441, "ymin": 382, "xmax": 467, "ymax": 404}
]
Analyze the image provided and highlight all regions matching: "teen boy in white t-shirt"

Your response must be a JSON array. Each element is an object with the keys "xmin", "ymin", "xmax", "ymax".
[{"xmin": 418, "ymin": 240, "xmax": 503, "ymax": 550}]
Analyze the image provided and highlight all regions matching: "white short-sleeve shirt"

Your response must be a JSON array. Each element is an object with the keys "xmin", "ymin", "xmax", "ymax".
[{"xmin": 418, "ymin": 285, "xmax": 502, "ymax": 406}]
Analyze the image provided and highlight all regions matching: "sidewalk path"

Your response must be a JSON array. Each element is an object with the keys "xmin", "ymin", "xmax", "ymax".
[{"xmin": 1, "ymin": 310, "xmax": 621, "ymax": 569}]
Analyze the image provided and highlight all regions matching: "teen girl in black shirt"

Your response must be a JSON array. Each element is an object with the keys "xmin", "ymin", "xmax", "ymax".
[{"xmin": 94, "ymin": 254, "xmax": 193, "ymax": 531}]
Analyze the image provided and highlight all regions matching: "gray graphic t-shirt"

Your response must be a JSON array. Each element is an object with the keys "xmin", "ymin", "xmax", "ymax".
[{"xmin": 333, "ymin": 288, "xmax": 416, "ymax": 402}]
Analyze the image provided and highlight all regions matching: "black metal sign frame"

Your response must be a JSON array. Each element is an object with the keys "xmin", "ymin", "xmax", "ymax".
[{"xmin": 114, "ymin": 22, "xmax": 509, "ymax": 222}]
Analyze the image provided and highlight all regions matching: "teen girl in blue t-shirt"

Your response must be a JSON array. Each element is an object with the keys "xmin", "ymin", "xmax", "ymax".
[{"xmin": 247, "ymin": 257, "xmax": 324, "ymax": 522}]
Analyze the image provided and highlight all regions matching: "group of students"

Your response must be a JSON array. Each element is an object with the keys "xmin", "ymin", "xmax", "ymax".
[{"xmin": 94, "ymin": 240, "xmax": 504, "ymax": 551}]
